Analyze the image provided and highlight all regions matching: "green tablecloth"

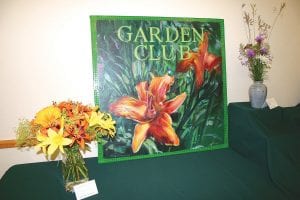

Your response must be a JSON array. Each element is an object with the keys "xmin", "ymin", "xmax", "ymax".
[
  {"xmin": 2, "ymin": 102, "xmax": 299, "ymax": 200},
  {"xmin": 0, "ymin": 149, "xmax": 289, "ymax": 200},
  {"xmin": 229, "ymin": 102, "xmax": 300, "ymax": 199}
]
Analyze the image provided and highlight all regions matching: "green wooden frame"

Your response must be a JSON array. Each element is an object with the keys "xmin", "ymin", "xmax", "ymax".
[{"xmin": 90, "ymin": 16, "xmax": 228, "ymax": 163}]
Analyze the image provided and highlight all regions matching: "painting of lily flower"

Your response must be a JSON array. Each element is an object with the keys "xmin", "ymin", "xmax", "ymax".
[
  {"xmin": 90, "ymin": 16, "xmax": 228, "ymax": 162},
  {"xmin": 109, "ymin": 75, "xmax": 186, "ymax": 153},
  {"xmin": 176, "ymin": 32, "xmax": 222, "ymax": 90}
]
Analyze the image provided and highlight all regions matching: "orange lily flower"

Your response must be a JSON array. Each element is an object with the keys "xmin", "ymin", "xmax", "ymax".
[
  {"xmin": 64, "ymin": 121, "xmax": 92, "ymax": 150},
  {"xmin": 109, "ymin": 75, "xmax": 187, "ymax": 153},
  {"xmin": 176, "ymin": 32, "xmax": 222, "ymax": 89},
  {"xmin": 56, "ymin": 101, "xmax": 94, "ymax": 150}
]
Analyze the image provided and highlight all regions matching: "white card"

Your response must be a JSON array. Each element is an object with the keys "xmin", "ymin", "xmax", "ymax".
[
  {"xmin": 266, "ymin": 97, "xmax": 279, "ymax": 109},
  {"xmin": 73, "ymin": 180, "xmax": 99, "ymax": 200}
]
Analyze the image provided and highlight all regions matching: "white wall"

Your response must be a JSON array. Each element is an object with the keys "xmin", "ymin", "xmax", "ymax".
[{"xmin": 1, "ymin": 0, "xmax": 299, "ymax": 177}]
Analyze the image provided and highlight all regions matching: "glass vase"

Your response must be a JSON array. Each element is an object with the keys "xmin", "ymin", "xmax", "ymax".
[{"xmin": 61, "ymin": 145, "xmax": 89, "ymax": 192}]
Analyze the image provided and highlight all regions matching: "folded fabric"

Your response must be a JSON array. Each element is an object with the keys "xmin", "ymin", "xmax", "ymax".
[{"xmin": 229, "ymin": 102, "xmax": 300, "ymax": 199}]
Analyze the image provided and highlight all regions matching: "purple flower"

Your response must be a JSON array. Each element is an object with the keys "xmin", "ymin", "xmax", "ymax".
[
  {"xmin": 246, "ymin": 48, "xmax": 256, "ymax": 58},
  {"xmin": 260, "ymin": 47, "xmax": 268, "ymax": 55},
  {"xmin": 255, "ymin": 34, "xmax": 264, "ymax": 43}
]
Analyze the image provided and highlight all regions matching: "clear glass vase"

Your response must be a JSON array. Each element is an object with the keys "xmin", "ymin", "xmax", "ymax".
[{"xmin": 61, "ymin": 145, "xmax": 89, "ymax": 192}]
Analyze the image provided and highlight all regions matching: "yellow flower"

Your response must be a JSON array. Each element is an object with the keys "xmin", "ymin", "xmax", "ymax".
[
  {"xmin": 35, "ymin": 119, "xmax": 72, "ymax": 156},
  {"xmin": 88, "ymin": 111, "xmax": 116, "ymax": 137},
  {"xmin": 34, "ymin": 106, "xmax": 61, "ymax": 128},
  {"xmin": 46, "ymin": 128, "xmax": 72, "ymax": 155},
  {"xmin": 35, "ymin": 131, "xmax": 49, "ymax": 154}
]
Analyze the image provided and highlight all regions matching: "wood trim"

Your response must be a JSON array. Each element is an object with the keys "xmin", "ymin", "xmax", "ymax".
[{"xmin": 0, "ymin": 140, "xmax": 16, "ymax": 149}]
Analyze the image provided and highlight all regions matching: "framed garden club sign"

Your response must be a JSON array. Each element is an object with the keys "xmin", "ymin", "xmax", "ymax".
[{"xmin": 90, "ymin": 16, "xmax": 228, "ymax": 163}]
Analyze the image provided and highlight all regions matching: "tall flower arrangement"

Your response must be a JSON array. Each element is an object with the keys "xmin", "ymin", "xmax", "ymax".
[
  {"xmin": 16, "ymin": 100, "xmax": 116, "ymax": 191},
  {"xmin": 239, "ymin": 3, "xmax": 286, "ymax": 81}
]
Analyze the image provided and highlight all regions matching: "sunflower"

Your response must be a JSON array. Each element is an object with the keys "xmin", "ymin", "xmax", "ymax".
[{"xmin": 34, "ymin": 106, "xmax": 61, "ymax": 128}]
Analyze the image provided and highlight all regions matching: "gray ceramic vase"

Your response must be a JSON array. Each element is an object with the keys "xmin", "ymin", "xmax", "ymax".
[{"xmin": 249, "ymin": 81, "xmax": 267, "ymax": 108}]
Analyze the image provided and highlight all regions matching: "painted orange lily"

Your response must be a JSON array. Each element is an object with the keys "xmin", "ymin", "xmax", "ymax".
[
  {"xmin": 176, "ymin": 32, "xmax": 222, "ymax": 89},
  {"xmin": 109, "ymin": 75, "xmax": 186, "ymax": 153}
]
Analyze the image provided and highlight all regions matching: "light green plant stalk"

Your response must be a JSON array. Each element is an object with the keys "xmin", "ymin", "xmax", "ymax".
[
  {"xmin": 248, "ymin": 57, "xmax": 270, "ymax": 81},
  {"xmin": 62, "ymin": 145, "xmax": 88, "ymax": 191}
]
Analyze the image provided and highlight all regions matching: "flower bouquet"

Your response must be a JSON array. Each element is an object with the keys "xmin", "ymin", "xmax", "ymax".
[
  {"xmin": 15, "ymin": 101, "xmax": 116, "ymax": 191},
  {"xmin": 239, "ymin": 3, "xmax": 285, "ymax": 108},
  {"xmin": 239, "ymin": 34, "xmax": 271, "ymax": 82},
  {"xmin": 239, "ymin": 3, "xmax": 286, "ymax": 81}
]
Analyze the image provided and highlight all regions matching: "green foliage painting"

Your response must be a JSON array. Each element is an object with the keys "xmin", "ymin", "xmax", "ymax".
[{"xmin": 90, "ymin": 16, "xmax": 228, "ymax": 163}]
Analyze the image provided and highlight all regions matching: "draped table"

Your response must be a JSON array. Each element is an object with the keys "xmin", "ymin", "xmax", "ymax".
[
  {"xmin": 2, "ymin": 102, "xmax": 300, "ymax": 200},
  {"xmin": 229, "ymin": 102, "xmax": 300, "ymax": 199}
]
